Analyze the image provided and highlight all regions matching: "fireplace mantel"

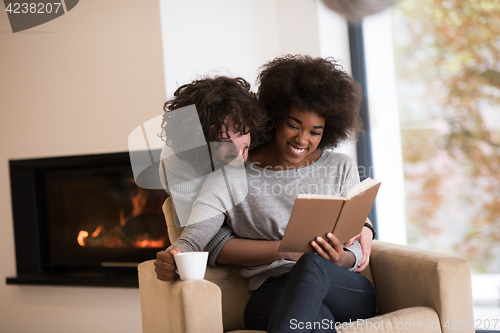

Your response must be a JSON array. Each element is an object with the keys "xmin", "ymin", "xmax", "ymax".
[{"xmin": 6, "ymin": 269, "xmax": 139, "ymax": 288}]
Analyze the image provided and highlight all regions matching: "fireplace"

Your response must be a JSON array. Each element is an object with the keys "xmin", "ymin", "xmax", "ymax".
[{"xmin": 6, "ymin": 151, "xmax": 169, "ymax": 288}]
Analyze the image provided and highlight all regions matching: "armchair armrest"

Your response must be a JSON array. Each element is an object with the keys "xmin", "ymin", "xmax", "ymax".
[
  {"xmin": 370, "ymin": 241, "xmax": 474, "ymax": 333},
  {"xmin": 138, "ymin": 260, "xmax": 224, "ymax": 333}
]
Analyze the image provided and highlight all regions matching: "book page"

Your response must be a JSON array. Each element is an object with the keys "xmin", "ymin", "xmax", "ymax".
[{"xmin": 346, "ymin": 178, "xmax": 380, "ymax": 199}]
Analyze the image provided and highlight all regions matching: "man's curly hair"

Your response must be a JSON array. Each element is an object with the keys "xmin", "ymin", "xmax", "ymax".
[
  {"xmin": 257, "ymin": 55, "xmax": 363, "ymax": 150},
  {"xmin": 161, "ymin": 76, "xmax": 265, "ymax": 148}
]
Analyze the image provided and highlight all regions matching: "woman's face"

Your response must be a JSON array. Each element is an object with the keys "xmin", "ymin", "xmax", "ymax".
[{"xmin": 273, "ymin": 106, "xmax": 325, "ymax": 166}]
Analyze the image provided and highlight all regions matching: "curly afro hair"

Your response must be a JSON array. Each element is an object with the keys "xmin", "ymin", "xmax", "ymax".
[
  {"xmin": 257, "ymin": 55, "xmax": 363, "ymax": 150},
  {"xmin": 161, "ymin": 76, "xmax": 266, "ymax": 148}
]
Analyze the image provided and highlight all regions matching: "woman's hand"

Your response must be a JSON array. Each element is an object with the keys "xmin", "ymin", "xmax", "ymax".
[
  {"xmin": 311, "ymin": 233, "xmax": 355, "ymax": 269},
  {"xmin": 154, "ymin": 246, "xmax": 181, "ymax": 281},
  {"xmin": 345, "ymin": 219, "xmax": 374, "ymax": 272}
]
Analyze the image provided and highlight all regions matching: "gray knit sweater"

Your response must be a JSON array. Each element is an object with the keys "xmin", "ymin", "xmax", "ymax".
[
  {"xmin": 159, "ymin": 145, "xmax": 233, "ymax": 263},
  {"xmin": 170, "ymin": 151, "xmax": 363, "ymax": 290}
]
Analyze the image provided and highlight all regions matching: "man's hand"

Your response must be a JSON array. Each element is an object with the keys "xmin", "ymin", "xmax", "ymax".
[
  {"xmin": 345, "ymin": 219, "xmax": 373, "ymax": 272},
  {"xmin": 311, "ymin": 233, "xmax": 355, "ymax": 269},
  {"xmin": 154, "ymin": 246, "xmax": 182, "ymax": 281},
  {"xmin": 354, "ymin": 226, "xmax": 373, "ymax": 272}
]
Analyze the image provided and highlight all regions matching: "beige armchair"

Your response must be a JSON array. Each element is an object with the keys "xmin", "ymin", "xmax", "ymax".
[{"xmin": 138, "ymin": 198, "xmax": 474, "ymax": 333}]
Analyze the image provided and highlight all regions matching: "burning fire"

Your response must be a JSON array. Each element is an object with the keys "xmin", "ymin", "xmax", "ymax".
[
  {"xmin": 77, "ymin": 230, "xmax": 89, "ymax": 246},
  {"xmin": 77, "ymin": 228, "xmax": 165, "ymax": 248},
  {"xmin": 76, "ymin": 178, "xmax": 168, "ymax": 249},
  {"xmin": 92, "ymin": 225, "xmax": 103, "ymax": 237},
  {"xmin": 134, "ymin": 237, "xmax": 166, "ymax": 248},
  {"xmin": 77, "ymin": 225, "xmax": 105, "ymax": 247}
]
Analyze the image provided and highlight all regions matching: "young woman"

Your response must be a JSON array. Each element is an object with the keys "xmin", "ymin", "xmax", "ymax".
[
  {"xmin": 215, "ymin": 55, "xmax": 377, "ymax": 332},
  {"xmin": 157, "ymin": 56, "xmax": 376, "ymax": 332}
]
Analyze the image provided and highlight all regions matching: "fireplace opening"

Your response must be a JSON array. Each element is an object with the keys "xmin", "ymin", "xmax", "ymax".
[{"xmin": 7, "ymin": 151, "xmax": 169, "ymax": 287}]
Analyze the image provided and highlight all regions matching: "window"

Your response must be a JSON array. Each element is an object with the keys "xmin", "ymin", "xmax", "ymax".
[{"xmin": 363, "ymin": 2, "xmax": 500, "ymax": 330}]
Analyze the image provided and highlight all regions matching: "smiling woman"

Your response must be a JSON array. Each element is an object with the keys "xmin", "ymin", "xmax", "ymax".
[
  {"xmin": 251, "ymin": 54, "xmax": 363, "ymax": 172},
  {"xmin": 219, "ymin": 54, "xmax": 378, "ymax": 332},
  {"xmin": 257, "ymin": 55, "xmax": 363, "ymax": 149},
  {"xmin": 261, "ymin": 107, "xmax": 325, "ymax": 170}
]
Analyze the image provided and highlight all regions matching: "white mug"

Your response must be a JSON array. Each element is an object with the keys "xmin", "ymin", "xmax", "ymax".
[{"xmin": 173, "ymin": 252, "xmax": 208, "ymax": 280}]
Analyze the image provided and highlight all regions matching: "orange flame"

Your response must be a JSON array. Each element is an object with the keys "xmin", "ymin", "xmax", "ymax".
[
  {"xmin": 77, "ymin": 230, "xmax": 89, "ymax": 247},
  {"xmin": 91, "ymin": 225, "xmax": 103, "ymax": 238},
  {"xmin": 134, "ymin": 238, "xmax": 165, "ymax": 248}
]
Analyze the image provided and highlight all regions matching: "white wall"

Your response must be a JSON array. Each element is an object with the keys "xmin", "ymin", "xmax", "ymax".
[
  {"xmin": 1, "ymin": 0, "xmax": 350, "ymax": 332},
  {"xmin": 0, "ymin": 1, "xmax": 165, "ymax": 332},
  {"xmin": 159, "ymin": 0, "xmax": 354, "ymax": 160},
  {"xmin": 159, "ymin": 0, "xmax": 323, "ymax": 97}
]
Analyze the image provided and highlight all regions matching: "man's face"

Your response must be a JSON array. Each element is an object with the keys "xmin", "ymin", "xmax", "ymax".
[{"xmin": 213, "ymin": 117, "xmax": 251, "ymax": 164}]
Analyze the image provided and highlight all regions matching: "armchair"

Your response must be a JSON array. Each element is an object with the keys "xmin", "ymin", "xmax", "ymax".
[{"xmin": 138, "ymin": 198, "xmax": 474, "ymax": 333}]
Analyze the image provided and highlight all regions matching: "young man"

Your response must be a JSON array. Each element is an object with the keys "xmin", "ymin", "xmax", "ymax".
[{"xmin": 155, "ymin": 76, "xmax": 264, "ymax": 281}]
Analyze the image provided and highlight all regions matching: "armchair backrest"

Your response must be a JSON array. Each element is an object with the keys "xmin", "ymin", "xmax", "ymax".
[
  {"xmin": 360, "ymin": 257, "xmax": 375, "ymax": 290},
  {"xmin": 163, "ymin": 196, "xmax": 182, "ymax": 244}
]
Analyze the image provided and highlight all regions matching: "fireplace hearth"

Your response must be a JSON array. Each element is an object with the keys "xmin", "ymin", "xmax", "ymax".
[{"xmin": 6, "ymin": 151, "xmax": 169, "ymax": 288}]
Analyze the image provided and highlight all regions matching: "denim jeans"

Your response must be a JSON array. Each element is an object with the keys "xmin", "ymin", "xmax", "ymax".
[{"xmin": 244, "ymin": 253, "xmax": 377, "ymax": 332}]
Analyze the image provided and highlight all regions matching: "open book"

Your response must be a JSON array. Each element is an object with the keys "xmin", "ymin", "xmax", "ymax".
[{"xmin": 278, "ymin": 178, "xmax": 381, "ymax": 253}]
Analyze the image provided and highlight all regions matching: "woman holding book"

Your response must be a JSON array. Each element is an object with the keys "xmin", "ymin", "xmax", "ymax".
[{"xmin": 156, "ymin": 55, "xmax": 377, "ymax": 332}]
